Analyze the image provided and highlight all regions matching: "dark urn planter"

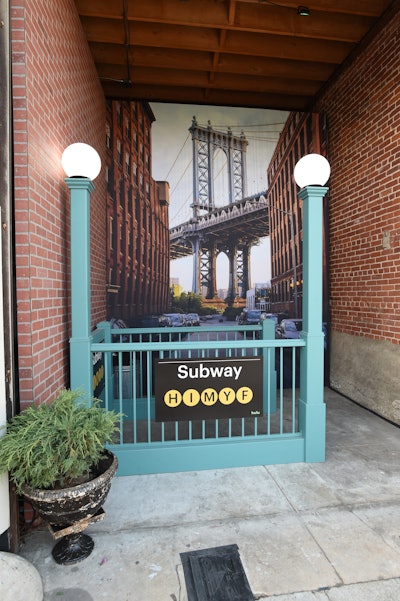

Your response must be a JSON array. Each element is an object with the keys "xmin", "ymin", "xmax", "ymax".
[{"xmin": 21, "ymin": 450, "xmax": 118, "ymax": 565}]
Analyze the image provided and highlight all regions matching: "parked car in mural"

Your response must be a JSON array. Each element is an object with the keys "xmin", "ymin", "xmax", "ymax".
[
  {"xmin": 276, "ymin": 318, "xmax": 328, "ymax": 350},
  {"xmin": 182, "ymin": 314, "xmax": 193, "ymax": 326},
  {"xmin": 163, "ymin": 313, "xmax": 186, "ymax": 327},
  {"xmin": 186, "ymin": 313, "xmax": 200, "ymax": 326},
  {"xmin": 263, "ymin": 313, "xmax": 279, "ymax": 326},
  {"xmin": 322, "ymin": 322, "xmax": 328, "ymax": 351},
  {"xmin": 132, "ymin": 314, "xmax": 172, "ymax": 328},
  {"xmin": 110, "ymin": 317, "xmax": 129, "ymax": 342},
  {"xmin": 238, "ymin": 309, "xmax": 266, "ymax": 325},
  {"xmin": 275, "ymin": 320, "xmax": 329, "ymax": 388},
  {"xmin": 276, "ymin": 318, "xmax": 303, "ymax": 340}
]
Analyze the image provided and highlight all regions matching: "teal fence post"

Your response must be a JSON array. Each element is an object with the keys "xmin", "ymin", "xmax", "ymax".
[
  {"xmin": 298, "ymin": 185, "xmax": 329, "ymax": 461},
  {"xmin": 67, "ymin": 177, "xmax": 94, "ymax": 403},
  {"xmin": 262, "ymin": 319, "xmax": 276, "ymax": 413},
  {"xmin": 96, "ymin": 321, "xmax": 113, "ymax": 405}
]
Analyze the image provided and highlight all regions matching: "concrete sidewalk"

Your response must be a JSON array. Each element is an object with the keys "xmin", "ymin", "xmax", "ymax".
[{"xmin": 19, "ymin": 389, "xmax": 400, "ymax": 600}]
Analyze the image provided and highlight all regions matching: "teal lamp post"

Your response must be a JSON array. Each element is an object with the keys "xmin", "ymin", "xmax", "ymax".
[
  {"xmin": 293, "ymin": 153, "xmax": 330, "ymax": 462},
  {"xmin": 62, "ymin": 143, "xmax": 101, "ymax": 399}
]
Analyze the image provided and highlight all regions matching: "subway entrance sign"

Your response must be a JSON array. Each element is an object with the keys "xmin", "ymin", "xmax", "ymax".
[{"xmin": 155, "ymin": 357, "xmax": 263, "ymax": 422}]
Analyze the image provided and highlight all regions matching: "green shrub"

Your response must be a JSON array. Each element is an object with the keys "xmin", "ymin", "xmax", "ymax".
[{"xmin": 0, "ymin": 389, "xmax": 121, "ymax": 492}]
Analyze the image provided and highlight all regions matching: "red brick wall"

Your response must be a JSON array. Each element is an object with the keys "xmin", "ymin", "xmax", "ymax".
[
  {"xmin": 11, "ymin": 0, "xmax": 107, "ymax": 407},
  {"xmin": 105, "ymin": 100, "xmax": 170, "ymax": 323},
  {"xmin": 314, "ymin": 9, "xmax": 400, "ymax": 345}
]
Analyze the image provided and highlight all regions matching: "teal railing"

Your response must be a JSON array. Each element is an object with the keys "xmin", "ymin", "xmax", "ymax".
[{"xmin": 86, "ymin": 320, "xmax": 313, "ymax": 476}]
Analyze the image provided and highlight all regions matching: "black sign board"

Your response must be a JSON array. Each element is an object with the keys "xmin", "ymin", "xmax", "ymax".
[{"xmin": 155, "ymin": 357, "xmax": 262, "ymax": 422}]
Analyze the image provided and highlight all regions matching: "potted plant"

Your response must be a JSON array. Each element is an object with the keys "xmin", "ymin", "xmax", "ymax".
[{"xmin": 0, "ymin": 388, "xmax": 121, "ymax": 564}]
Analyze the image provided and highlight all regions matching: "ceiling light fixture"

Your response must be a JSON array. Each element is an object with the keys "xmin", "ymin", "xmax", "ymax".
[{"xmin": 297, "ymin": 6, "xmax": 310, "ymax": 16}]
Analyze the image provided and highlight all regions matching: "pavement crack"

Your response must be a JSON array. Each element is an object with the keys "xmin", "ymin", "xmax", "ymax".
[{"xmin": 175, "ymin": 562, "xmax": 183, "ymax": 601}]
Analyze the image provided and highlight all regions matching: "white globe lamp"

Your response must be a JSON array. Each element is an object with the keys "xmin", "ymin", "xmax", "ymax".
[
  {"xmin": 61, "ymin": 143, "xmax": 101, "ymax": 181},
  {"xmin": 293, "ymin": 153, "xmax": 330, "ymax": 189}
]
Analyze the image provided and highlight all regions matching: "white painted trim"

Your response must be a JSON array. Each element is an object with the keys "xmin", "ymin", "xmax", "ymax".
[{"xmin": 0, "ymin": 207, "xmax": 10, "ymax": 536}]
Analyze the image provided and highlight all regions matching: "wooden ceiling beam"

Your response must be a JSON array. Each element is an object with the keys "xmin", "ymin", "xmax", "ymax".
[
  {"xmin": 100, "ymin": 81, "xmax": 310, "ymax": 111},
  {"xmin": 225, "ymin": 5, "xmax": 372, "ymax": 42},
  {"xmin": 214, "ymin": 53, "xmax": 335, "ymax": 80},
  {"xmin": 81, "ymin": 19, "xmax": 353, "ymax": 64},
  {"xmin": 234, "ymin": 0, "xmax": 388, "ymax": 17},
  {"xmin": 97, "ymin": 64, "xmax": 322, "ymax": 96},
  {"xmin": 79, "ymin": 9, "xmax": 373, "ymax": 45},
  {"xmin": 223, "ymin": 29, "xmax": 351, "ymax": 63},
  {"xmin": 73, "ymin": 0, "xmax": 393, "ymax": 109},
  {"xmin": 75, "ymin": 0, "xmax": 387, "ymax": 23},
  {"xmin": 89, "ymin": 43, "xmax": 335, "ymax": 81},
  {"xmin": 228, "ymin": 0, "xmax": 237, "ymax": 26}
]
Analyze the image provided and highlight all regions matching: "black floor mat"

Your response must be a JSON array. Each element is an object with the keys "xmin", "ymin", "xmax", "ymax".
[{"xmin": 180, "ymin": 544, "xmax": 255, "ymax": 601}]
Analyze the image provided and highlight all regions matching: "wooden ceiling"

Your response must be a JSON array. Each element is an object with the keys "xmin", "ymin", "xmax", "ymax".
[{"xmin": 75, "ymin": 0, "xmax": 394, "ymax": 111}]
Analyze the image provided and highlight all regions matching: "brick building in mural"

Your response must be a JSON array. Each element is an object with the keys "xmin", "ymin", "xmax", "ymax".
[
  {"xmin": 105, "ymin": 100, "xmax": 170, "ymax": 324},
  {"xmin": 267, "ymin": 112, "xmax": 328, "ymax": 320}
]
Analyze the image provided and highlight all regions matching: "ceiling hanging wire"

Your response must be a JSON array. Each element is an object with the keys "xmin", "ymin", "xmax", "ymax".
[
  {"xmin": 100, "ymin": 0, "xmax": 132, "ymax": 86},
  {"xmin": 122, "ymin": 0, "xmax": 132, "ymax": 86}
]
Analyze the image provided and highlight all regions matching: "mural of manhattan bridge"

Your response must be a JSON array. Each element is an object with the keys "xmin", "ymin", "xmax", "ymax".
[
  {"xmin": 105, "ymin": 100, "xmax": 288, "ymax": 323},
  {"xmin": 151, "ymin": 103, "xmax": 288, "ymax": 305}
]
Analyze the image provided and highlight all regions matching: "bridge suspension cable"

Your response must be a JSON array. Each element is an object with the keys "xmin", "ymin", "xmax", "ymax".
[
  {"xmin": 161, "ymin": 132, "xmax": 190, "ymax": 181},
  {"xmin": 169, "ymin": 159, "xmax": 193, "ymax": 224}
]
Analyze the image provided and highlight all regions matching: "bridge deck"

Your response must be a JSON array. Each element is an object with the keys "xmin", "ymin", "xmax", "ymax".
[{"xmin": 170, "ymin": 192, "xmax": 269, "ymax": 259}]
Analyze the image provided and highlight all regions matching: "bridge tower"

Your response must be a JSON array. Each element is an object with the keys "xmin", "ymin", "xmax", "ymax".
[{"xmin": 189, "ymin": 117, "xmax": 250, "ymax": 302}]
